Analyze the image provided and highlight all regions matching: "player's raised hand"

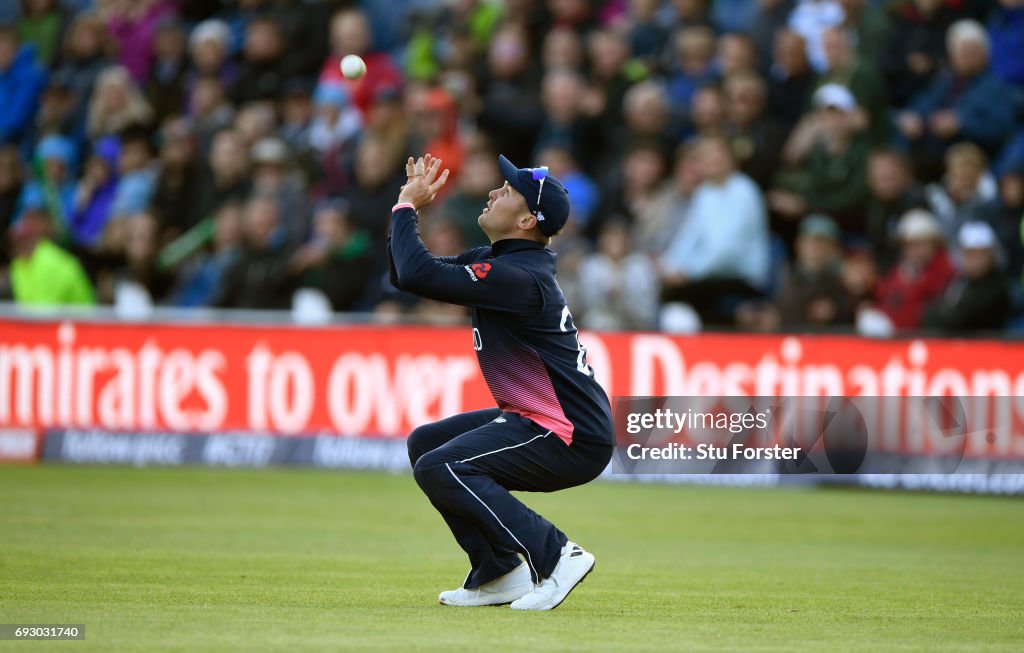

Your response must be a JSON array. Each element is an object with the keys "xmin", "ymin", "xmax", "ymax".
[{"xmin": 398, "ymin": 154, "xmax": 450, "ymax": 211}]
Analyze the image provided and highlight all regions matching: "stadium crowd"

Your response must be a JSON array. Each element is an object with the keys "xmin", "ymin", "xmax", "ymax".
[{"xmin": 0, "ymin": 0, "xmax": 1022, "ymax": 336}]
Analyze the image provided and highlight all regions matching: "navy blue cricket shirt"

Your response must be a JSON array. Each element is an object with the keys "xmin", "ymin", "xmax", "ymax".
[{"xmin": 386, "ymin": 203, "xmax": 613, "ymax": 445}]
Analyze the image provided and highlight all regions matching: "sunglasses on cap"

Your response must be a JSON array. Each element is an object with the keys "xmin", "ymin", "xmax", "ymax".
[{"xmin": 532, "ymin": 166, "xmax": 549, "ymax": 223}]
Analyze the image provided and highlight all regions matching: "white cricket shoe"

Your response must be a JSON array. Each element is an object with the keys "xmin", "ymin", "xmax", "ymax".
[
  {"xmin": 438, "ymin": 562, "xmax": 534, "ymax": 606},
  {"xmin": 509, "ymin": 542, "xmax": 594, "ymax": 611}
]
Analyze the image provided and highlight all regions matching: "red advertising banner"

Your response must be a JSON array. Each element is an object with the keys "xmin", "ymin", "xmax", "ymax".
[{"xmin": 2, "ymin": 318, "xmax": 1024, "ymax": 459}]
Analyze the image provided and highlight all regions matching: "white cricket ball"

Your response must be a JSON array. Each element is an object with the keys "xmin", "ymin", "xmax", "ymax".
[{"xmin": 340, "ymin": 54, "xmax": 367, "ymax": 80}]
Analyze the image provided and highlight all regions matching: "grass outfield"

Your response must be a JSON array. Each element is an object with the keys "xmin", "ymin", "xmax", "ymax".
[{"xmin": 1, "ymin": 467, "xmax": 1022, "ymax": 652}]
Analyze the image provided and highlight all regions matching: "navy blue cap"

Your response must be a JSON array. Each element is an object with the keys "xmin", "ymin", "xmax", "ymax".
[{"xmin": 498, "ymin": 154, "xmax": 570, "ymax": 237}]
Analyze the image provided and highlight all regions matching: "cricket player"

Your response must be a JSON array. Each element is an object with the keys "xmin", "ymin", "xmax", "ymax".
[{"xmin": 387, "ymin": 154, "xmax": 614, "ymax": 610}]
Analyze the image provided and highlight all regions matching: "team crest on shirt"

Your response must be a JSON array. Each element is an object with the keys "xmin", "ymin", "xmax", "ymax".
[{"xmin": 464, "ymin": 262, "xmax": 492, "ymax": 281}]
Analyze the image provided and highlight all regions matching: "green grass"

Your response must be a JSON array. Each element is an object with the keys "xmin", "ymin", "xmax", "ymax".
[{"xmin": 0, "ymin": 467, "xmax": 1022, "ymax": 652}]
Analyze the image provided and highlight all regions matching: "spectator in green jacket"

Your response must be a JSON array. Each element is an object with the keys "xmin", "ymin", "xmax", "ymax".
[{"xmin": 769, "ymin": 83, "xmax": 870, "ymax": 240}]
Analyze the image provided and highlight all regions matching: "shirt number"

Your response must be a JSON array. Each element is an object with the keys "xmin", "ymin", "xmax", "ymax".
[{"xmin": 560, "ymin": 306, "xmax": 592, "ymax": 376}]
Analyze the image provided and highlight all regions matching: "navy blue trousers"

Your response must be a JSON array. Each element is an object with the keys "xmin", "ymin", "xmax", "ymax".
[{"xmin": 408, "ymin": 409, "xmax": 612, "ymax": 588}]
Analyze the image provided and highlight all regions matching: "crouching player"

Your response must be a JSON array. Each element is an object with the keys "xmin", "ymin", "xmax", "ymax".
[{"xmin": 387, "ymin": 154, "xmax": 614, "ymax": 610}]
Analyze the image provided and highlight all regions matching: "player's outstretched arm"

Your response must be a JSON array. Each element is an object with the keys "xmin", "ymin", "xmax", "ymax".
[
  {"xmin": 388, "ymin": 155, "xmax": 539, "ymax": 314},
  {"xmin": 385, "ymin": 153, "xmax": 489, "ymax": 290}
]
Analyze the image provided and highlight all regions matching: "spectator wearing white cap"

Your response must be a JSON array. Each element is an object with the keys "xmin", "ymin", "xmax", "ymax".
[
  {"xmin": 874, "ymin": 208, "xmax": 956, "ymax": 329},
  {"xmin": 769, "ymin": 83, "xmax": 869, "ymax": 238},
  {"xmin": 921, "ymin": 221, "xmax": 1010, "ymax": 332}
]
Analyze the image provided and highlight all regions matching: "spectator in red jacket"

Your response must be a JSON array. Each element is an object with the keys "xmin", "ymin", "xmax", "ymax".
[
  {"xmin": 318, "ymin": 7, "xmax": 402, "ymax": 118},
  {"xmin": 875, "ymin": 208, "xmax": 956, "ymax": 329}
]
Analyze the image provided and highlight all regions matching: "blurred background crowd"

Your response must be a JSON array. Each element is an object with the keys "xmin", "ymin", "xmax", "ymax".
[{"xmin": 0, "ymin": 0, "xmax": 1022, "ymax": 336}]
